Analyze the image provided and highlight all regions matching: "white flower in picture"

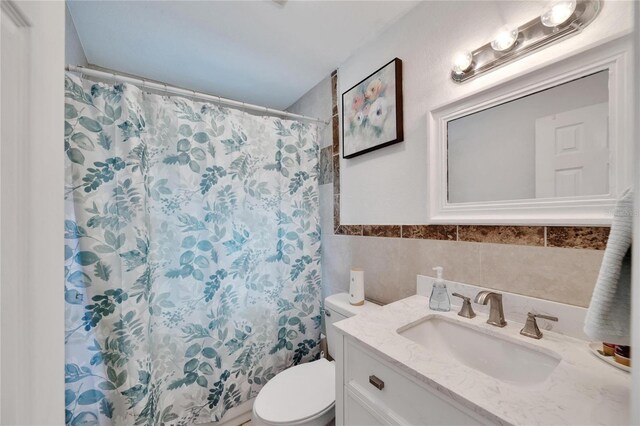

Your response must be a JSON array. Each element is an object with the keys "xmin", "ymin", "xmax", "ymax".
[{"xmin": 368, "ymin": 97, "xmax": 388, "ymax": 130}]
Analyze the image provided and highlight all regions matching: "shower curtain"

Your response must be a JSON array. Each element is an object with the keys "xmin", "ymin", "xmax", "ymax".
[{"xmin": 64, "ymin": 73, "xmax": 322, "ymax": 425}]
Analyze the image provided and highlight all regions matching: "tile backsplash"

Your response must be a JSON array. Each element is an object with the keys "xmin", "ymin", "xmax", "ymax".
[
  {"xmin": 322, "ymin": 234, "xmax": 603, "ymax": 307},
  {"xmin": 330, "ymin": 223, "xmax": 610, "ymax": 249}
]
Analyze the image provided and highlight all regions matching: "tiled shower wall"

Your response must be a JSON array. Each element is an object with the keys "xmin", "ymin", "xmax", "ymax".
[{"xmin": 287, "ymin": 72, "xmax": 608, "ymax": 308}]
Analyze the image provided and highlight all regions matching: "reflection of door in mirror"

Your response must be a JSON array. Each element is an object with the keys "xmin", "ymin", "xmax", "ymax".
[
  {"xmin": 447, "ymin": 70, "xmax": 609, "ymax": 204},
  {"xmin": 535, "ymin": 103, "xmax": 609, "ymax": 199}
]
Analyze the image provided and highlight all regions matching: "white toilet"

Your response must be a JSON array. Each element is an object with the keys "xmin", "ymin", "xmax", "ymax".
[{"xmin": 252, "ymin": 293, "xmax": 380, "ymax": 426}]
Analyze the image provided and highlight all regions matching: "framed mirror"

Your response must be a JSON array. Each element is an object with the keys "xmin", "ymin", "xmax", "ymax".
[{"xmin": 428, "ymin": 38, "xmax": 632, "ymax": 225}]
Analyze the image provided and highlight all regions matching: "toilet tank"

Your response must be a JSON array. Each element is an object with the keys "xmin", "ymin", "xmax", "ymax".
[{"xmin": 324, "ymin": 293, "xmax": 380, "ymax": 359}]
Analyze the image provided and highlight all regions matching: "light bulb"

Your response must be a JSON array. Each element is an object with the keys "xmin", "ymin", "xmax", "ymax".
[
  {"xmin": 491, "ymin": 25, "xmax": 519, "ymax": 52},
  {"xmin": 452, "ymin": 51, "xmax": 473, "ymax": 75},
  {"xmin": 541, "ymin": 0, "xmax": 577, "ymax": 27}
]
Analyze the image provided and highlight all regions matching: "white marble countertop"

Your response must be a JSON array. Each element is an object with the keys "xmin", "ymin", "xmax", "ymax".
[{"xmin": 334, "ymin": 295, "xmax": 630, "ymax": 426}]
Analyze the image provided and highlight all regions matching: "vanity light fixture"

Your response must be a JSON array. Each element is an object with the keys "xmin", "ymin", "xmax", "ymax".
[
  {"xmin": 490, "ymin": 26, "xmax": 519, "ymax": 52},
  {"xmin": 452, "ymin": 51, "xmax": 473, "ymax": 75},
  {"xmin": 541, "ymin": 0, "xmax": 578, "ymax": 27},
  {"xmin": 450, "ymin": 0, "xmax": 600, "ymax": 83}
]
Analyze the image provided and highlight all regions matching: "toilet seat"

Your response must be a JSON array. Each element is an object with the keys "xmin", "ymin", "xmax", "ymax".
[{"xmin": 253, "ymin": 358, "xmax": 335, "ymax": 425}]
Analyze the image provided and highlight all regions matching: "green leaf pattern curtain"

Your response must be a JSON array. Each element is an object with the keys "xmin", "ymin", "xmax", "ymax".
[{"xmin": 64, "ymin": 73, "xmax": 322, "ymax": 425}]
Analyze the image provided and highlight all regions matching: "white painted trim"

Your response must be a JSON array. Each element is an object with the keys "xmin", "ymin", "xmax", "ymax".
[
  {"xmin": 630, "ymin": 3, "xmax": 640, "ymax": 424},
  {"xmin": 0, "ymin": 1, "xmax": 65, "ymax": 424},
  {"xmin": 334, "ymin": 332, "xmax": 345, "ymax": 426},
  {"xmin": 0, "ymin": 0, "xmax": 29, "ymax": 27},
  {"xmin": 1, "ymin": 2, "xmax": 31, "ymax": 421},
  {"xmin": 428, "ymin": 36, "xmax": 633, "ymax": 225}
]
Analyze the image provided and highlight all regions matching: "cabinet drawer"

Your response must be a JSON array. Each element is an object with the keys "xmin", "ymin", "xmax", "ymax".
[
  {"xmin": 345, "ymin": 391, "xmax": 385, "ymax": 426},
  {"xmin": 345, "ymin": 340, "xmax": 485, "ymax": 425}
]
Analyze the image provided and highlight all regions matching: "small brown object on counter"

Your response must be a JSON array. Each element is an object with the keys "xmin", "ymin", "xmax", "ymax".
[
  {"xmin": 603, "ymin": 342, "xmax": 616, "ymax": 356},
  {"xmin": 614, "ymin": 345, "xmax": 631, "ymax": 367}
]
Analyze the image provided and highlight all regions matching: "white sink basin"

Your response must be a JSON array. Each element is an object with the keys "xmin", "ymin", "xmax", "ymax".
[{"xmin": 397, "ymin": 316, "xmax": 561, "ymax": 386}]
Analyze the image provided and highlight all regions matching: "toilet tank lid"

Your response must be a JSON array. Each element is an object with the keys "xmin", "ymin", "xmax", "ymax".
[{"xmin": 324, "ymin": 293, "xmax": 381, "ymax": 318}]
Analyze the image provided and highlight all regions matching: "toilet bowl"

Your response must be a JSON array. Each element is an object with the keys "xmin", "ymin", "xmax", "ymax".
[
  {"xmin": 252, "ymin": 293, "xmax": 380, "ymax": 426},
  {"xmin": 252, "ymin": 358, "xmax": 335, "ymax": 426}
]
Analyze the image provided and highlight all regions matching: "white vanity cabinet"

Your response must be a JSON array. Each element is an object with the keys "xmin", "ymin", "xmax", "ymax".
[
  {"xmin": 335, "ymin": 336, "xmax": 489, "ymax": 426},
  {"xmin": 333, "ymin": 294, "xmax": 631, "ymax": 425}
]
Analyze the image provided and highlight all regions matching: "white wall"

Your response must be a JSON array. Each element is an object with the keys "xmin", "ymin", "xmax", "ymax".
[
  {"xmin": 448, "ymin": 70, "xmax": 608, "ymax": 203},
  {"xmin": 65, "ymin": 3, "xmax": 87, "ymax": 66},
  {"xmin": 337, "ymin": 0, "xmax": 634, "ymax": 225},
  {"xmin": 282, "ymin": 2, "xmax": 616, "ymax": 311},
  {"xmin": 287, "ymin": 75, "xmax": 334, "ymax": 149}
]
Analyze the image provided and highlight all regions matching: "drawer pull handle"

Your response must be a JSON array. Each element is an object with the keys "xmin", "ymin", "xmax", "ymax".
[
  {"xmin": 369, "ymin": 375, "xmax": 384, "ymax": 390},
  {"xmin": 325, "ymin": 310, "xmax": 331, "ymax": 317}
]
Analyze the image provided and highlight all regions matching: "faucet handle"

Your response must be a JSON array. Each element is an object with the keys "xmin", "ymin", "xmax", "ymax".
[
  {"xmin": 520, "ymin": 312, "xmax": 558, "ymax": 339},
  {"xmin": 451, "ymin": 293, "xmax": 476, "ymax": 319},
  {"xmin": 451, "ymin": 292, "xmax": 469, "ymax": 301},
  {"xmin": 529, "ymin": 313, "xmax": 558, "ymax": 322}
]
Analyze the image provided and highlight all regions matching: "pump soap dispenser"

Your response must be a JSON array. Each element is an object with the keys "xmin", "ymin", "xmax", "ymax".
[{"xmin": 429, "ymin": 266, "xmax": 451, "ymax": 312}]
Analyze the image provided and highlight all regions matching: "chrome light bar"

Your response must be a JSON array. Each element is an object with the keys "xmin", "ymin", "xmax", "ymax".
[{"xmin": 451, "ymin": 0, "xmax": 601, "ymax": 83}]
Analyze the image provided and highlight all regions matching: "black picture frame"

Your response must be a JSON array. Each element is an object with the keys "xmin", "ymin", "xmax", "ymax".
[{"xmin": 341, "ymin": 58, "xmax": 404, "ymax": 159}]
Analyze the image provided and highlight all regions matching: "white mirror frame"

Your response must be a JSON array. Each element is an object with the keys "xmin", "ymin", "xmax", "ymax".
[{"xmin": 428, "ymin": 37, "xmax": 633, "ymax": 226}]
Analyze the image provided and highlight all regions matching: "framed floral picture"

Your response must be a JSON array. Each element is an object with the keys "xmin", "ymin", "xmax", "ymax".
[{"xmin": 342, "ymin": 58, "xmax": 403, "ymax": 158}]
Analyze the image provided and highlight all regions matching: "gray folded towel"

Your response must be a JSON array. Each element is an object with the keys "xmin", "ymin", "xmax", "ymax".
[{"xmin": 584, "ymin": 188, "xmax": 633, "ymax": 345}]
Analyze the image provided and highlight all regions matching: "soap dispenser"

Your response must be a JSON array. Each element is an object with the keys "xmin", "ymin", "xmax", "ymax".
[{"xmin": 429, "ymin": 266, "xmax": 451, "ymax": 312}]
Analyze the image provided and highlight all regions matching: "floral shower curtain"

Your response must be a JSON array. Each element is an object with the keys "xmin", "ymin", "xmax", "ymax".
[{"xmin": 64, "ymin": 73, "xmax": 322, "ymax": 425}]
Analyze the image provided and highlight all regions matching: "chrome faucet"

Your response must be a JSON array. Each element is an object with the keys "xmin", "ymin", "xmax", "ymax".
[
  {"xmin": 474, "ymin": 291, "xmax": 507, "ymax": 327},
  {"xmin": 520, "ymin": 312, "xmax": 558, "ymax": 339},
  {"xmin": 451, "ymin": 293, "xmax": 476, "ymax": 319}
]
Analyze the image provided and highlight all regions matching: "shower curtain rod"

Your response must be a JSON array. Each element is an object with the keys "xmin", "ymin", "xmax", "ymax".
[{"xmin": 65, "ymin": 65, "xmax": 330, "ymax": 125}]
